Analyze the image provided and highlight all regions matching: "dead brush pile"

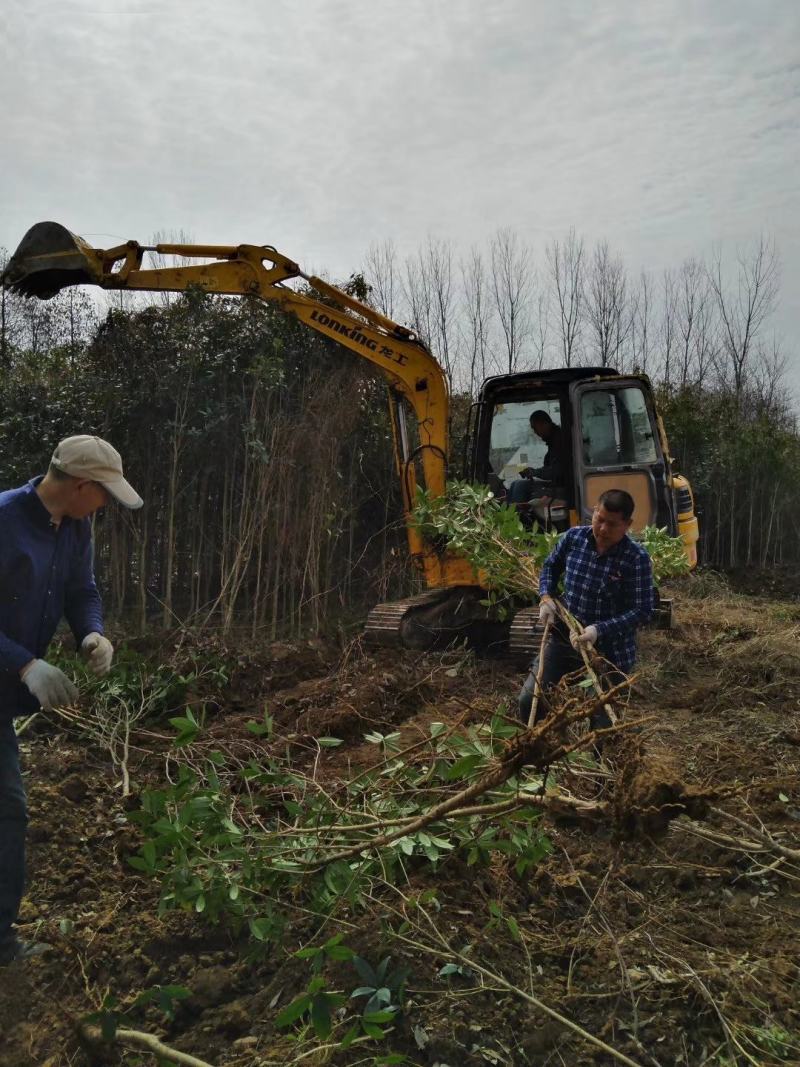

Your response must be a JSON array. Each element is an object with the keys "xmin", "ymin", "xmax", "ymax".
[
  {"xmin": 654, "ymin": 577, "xmax": 800, "ymax": 715},
  {"xmin": 714, "ymin": 627, "xmax": 800, "ymax": 697}
]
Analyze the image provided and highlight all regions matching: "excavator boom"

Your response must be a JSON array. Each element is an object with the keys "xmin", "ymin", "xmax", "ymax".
[{"xmin": 3, "ymin": 221, "xmax": 481, "ymax": 646}]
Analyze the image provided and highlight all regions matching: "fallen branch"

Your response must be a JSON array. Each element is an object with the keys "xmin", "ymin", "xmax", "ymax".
[
  {"xmin": 306, "ymin": 700, "xmax": 637, "ymax": 870},
  {"xmin": 710, "ymin": 806, "xmax": 800, "ymax": 864},
  {"xmin": 526, "ymin": 619, "xmax": 551, "ymax": 727},
  {"xmin": 82, "ymin": 1024, "xmax": 216, "ymax": 1067},
  {"xmin": 14, "ymin": 713, "xmax": 39, "ymax": 737}
]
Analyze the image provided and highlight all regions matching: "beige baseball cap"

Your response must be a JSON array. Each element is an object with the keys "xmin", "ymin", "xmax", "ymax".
[{"xmin": 51, "ymin": 435, "xmax": 143, "ymax": 509}]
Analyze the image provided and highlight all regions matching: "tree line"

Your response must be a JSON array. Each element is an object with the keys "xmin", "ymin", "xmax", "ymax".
[
  {"xmin": 364, "ymin": 231, "xmax": 799, "ymax": 570},
  {"xmin": 0, "ymin": 229, "xmax": 797, "ymax": 637}
]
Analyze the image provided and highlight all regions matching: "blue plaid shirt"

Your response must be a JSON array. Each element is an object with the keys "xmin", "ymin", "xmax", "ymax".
[{"xmin": 539, "ymin": 525, "xmax": 654, "ymax": 673}]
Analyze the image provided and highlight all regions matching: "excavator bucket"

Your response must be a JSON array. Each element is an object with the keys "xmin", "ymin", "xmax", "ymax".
[{"xmin": 1, "ymin": 222, "xmax": 102, "ymax": 299}]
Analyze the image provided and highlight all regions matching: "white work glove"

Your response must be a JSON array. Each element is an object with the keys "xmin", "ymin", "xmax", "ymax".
[
  {"xmin": 538, "ymin": 598, "xmax": 557, "ymax": 624},
  {"xmin": 21, "ymin": 659, "xmax": 79, "ymax": 710},
  {"xmin": 570, "ymin": 624, "xmax": 598, "ymax": 651},
  {"xmin": 81, "ymin": 632, "xmax": 114, "ymax": 677}
]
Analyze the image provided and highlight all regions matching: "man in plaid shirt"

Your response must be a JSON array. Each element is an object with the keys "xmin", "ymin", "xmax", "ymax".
[{"xmin": 518, "ymin": 489, "xmax": 654, "ymax": 728}]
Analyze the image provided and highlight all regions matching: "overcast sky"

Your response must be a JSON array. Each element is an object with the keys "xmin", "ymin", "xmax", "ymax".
[{"xmin": 2, "ymin": 1, "xmax": 798, "ymax": 395}]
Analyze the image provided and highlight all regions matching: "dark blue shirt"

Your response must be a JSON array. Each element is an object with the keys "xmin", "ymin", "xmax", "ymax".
[
  {"xmin": 539, "ymin": 525, "xmax": 654, "ymax": 673},
  {"xmin": 0, "ymin": 478, "xmax": 104, "ymax": 717}
]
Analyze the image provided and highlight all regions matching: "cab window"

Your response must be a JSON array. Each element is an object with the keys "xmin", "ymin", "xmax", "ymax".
[
  {"xmin": 580, "ymin": 386, "xmax": 657, "ymax": 467},
  {"xmin": 489, "ymin": 398, "xmax": 563, "ymax": 483}
]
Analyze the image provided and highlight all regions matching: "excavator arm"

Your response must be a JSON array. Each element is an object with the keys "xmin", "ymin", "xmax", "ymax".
[{"xmin": 3, "ymin": 222, "xmax": 476, "ymax": 590}]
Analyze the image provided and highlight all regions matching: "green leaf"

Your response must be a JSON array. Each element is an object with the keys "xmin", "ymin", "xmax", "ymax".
[
  {"xmin": 339, "ymin": 1023, "xmax": 361, "ymax": 1049},
  {"xmin": 249, "ymin": 917, "xmax": 274, "ymax": 942},
  {"xmin": 361, "ymin": 1020, "xmax": 386, "ymax": 1039},
  {"xmin": 317, "ymin": 737, "xmax": 344, "ymax": 747},
  {"xmin": 444, "ymin": 753, "xmax": 484, "ymax": 780},
  {"xmin": 295, "ymin": 945, "xmax": 322, "ymax": 959},
  {"xmin": 353, "ymin": 956, "xmax": 377, "ymax": 986},
  {"xmin": 327, "ymin": 944, "xmax": 355, "ymax": 961},
  {"xmin": 275, "ymin": 993, "xmax": 312, "ymax": 1028},
  {"xmin": 310, "ymin": 993, "xmax": 332, "ymax": 1039},
  {"xmin": 100, "ymin": 1011, "xmax": 119, "ymax": 1042},
  {"xmin": 506, "ymin": 916, "xmax": 521, "ymax": 941},
  {"xmin": 364, "ymin": 1008, "xmax": 397, "ymax": 1024}
]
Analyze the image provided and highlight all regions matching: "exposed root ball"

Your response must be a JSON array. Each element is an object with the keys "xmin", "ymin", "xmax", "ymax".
[{"xmin": 612, "ymin": 737, "xmax": 711, "ymax": 837}]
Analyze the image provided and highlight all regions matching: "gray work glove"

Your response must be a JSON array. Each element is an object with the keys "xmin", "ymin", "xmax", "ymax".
[
  {"xmin": 570, "ymin": 624, "xmax": 598, "ymax": 651},
  {"xmin": 81, "ymin": 632, "xmax": 114, "ymax": 677},
  {"xmin": 21, "ymin": 660, "xmax": 79, "ymax": 710},
  {"xmin": 538, "ymin": 598, "xmax": 557, "ymax": 624}
]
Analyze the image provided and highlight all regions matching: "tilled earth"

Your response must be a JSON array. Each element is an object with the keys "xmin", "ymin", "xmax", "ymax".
[{"xmin": 1, "ymin": 580, "xmax": 799, "ymax": 1067}]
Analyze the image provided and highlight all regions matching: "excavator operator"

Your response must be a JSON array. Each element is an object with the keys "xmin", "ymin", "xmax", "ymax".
[{"xmin": 507, "ymin": 410, "xmax": 569, "ymax": 509}]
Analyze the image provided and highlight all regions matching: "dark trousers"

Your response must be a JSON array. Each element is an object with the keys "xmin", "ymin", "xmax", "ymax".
[
  {"xmin": 517, "ymin": 628, "xmax": 616, "ymax": 730},
  {"xmin": 508, "ymin": 478, "xmax": 550, "ymax": 504},
  {"xmin": 0, "ymin": 720, "xmax": 27, "ymax": 946}
]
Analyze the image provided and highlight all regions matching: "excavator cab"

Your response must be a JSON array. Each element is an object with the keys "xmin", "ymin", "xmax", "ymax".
[
  {"xmin": 468, "ymin": 367, "xmax": 698, "ymax": 561},
  {"xmin": 466, "ymin": 368, "xmax": 698, "ymax": 651}
]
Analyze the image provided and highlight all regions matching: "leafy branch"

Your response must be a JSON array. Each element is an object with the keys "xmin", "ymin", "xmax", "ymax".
[{"xmin": 413, "ymin": 481, "xmax": 690, "ymax": 589}]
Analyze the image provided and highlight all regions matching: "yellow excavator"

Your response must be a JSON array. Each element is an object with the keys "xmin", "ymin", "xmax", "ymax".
[{"xmin": 2, "ymin": 223, "xmax": 699, "ymax": 657}]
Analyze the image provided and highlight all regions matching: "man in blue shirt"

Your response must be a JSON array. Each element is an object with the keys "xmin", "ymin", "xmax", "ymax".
[
  {"xmin": 0, "ymin": 435, "xmax": 142, "ymax": 965},
  {"xmin": 518, "ymin": 489, "xmax": 654, "ymax": 730}
]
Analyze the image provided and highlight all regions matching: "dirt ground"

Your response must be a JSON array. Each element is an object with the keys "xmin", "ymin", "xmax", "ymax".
[{"xmin": 1, "ymin": 577, "xmax": 799, "ymax": 1067}]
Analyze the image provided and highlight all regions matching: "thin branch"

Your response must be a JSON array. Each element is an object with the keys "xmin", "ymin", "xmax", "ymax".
[
  {"xmin": 83, "ymin": 1025, "xmax": 216, "ymax": 1067},
  {"xmin": 400, "ymin": 901, "xmax": 646, "ymax": 1067}
]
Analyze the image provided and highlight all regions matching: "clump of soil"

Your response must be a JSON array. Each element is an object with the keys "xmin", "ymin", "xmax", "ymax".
[{"xmin": 611, "ymin": 735, "xmax": 711, "ymax": 836}]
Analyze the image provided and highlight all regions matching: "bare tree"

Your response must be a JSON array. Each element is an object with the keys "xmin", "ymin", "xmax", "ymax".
[
  {"xmin": 690, "ymin": 279, "xmax": 719, "ymax": 388},
  {"xmin": 675, "ymin": 258, "xmax": 715, "ymax": 388},
  {"xmin": 629, "ymin": 271, "xmax": 652, "ymax": 375},
  {"xmin": 546, "ymin": 229, "xmax": 584, "ymax": 367},
  {"xmin": 585, "ymin": 240, "xmax": 631, "ymax": 367},
  {"xmin": 658, "ymin": 268, "xmax": 678, "ymax": 388},
  {"xmin": 531, "ymin": 290, "xmax": 550, "ymax": 370},
  {"xmin": 752, "ymin": 336, "xmax": 789, "ymax": 415},
  {"xmin": 403, "ymin": 238, "xmax": 456, "ymax": 385},
  {"xmin": 426, "ymin": 237, "xmax": 455, "ymax": 384},
  {"xmin": 708, "ymin": 237, "xmax": 779, "ymax": 398},
  {"xmin": 460, "ymin": 245, "xmax": 493, "ymax": 395},
  {"xmin": 490, "ymin": 228, "xmax": 533, "ymax": 373},
  {"xmin": 403, "ymin": 250, "xmax": 434, "ymax": 349},
  {"xmin": 364, "ymin": 239, "xmax": 398, "ymax": 319},
  {"xmin": 149, "ymin": 229, "xmax": 197, "ymax": 309}
]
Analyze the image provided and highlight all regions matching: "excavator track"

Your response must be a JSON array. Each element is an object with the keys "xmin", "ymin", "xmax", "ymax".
[
  {"xmin": 365, "ymin": 590, "xmax": 447, "ymax": 648},
  {"xmin": 508, "ymin": 607, "xmax": 541, "ymax": 663},
  {"xmin": 366, "ymin": 586, "xmax": 514, "ymax": 653}
]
